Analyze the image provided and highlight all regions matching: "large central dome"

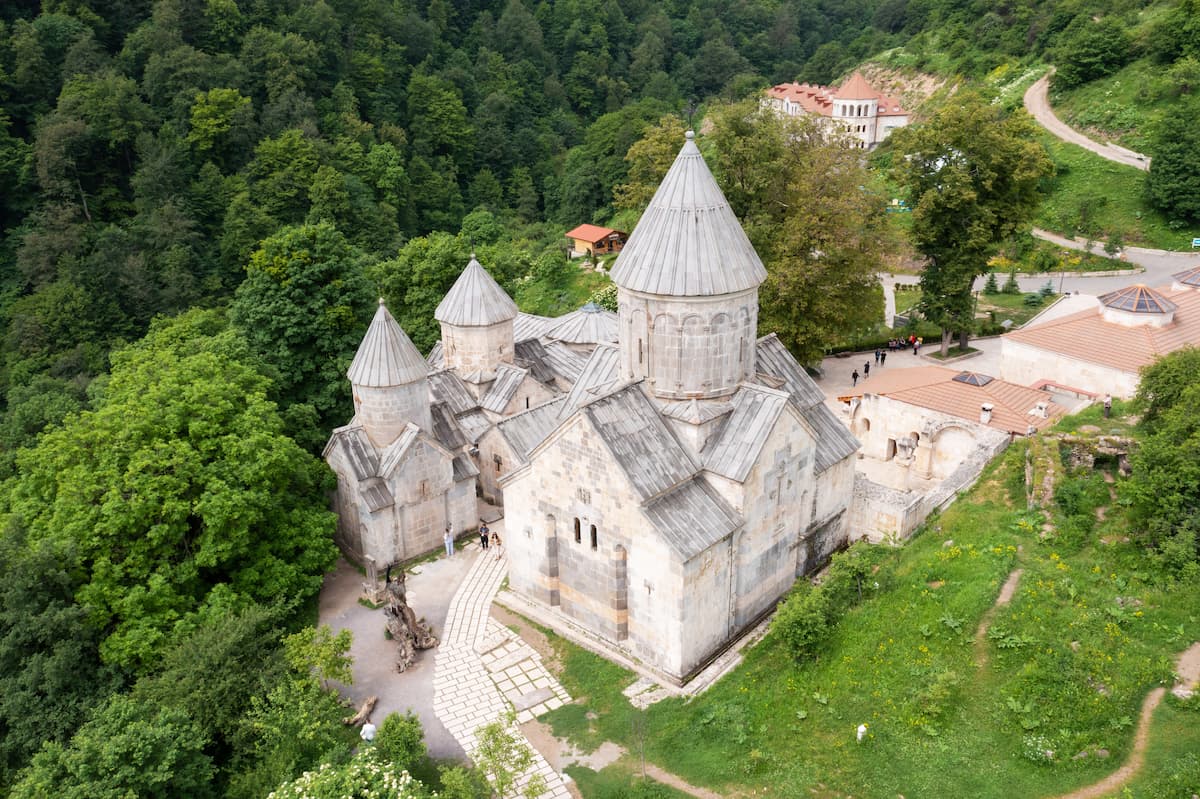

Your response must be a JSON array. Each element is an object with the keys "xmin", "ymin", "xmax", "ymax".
[{"xmin": 610, "ymin": 131, "xmax": 767, "ymax": 297}]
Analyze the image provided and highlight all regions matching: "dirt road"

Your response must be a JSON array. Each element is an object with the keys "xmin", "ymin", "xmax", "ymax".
[{"xmin": 1023, "ymin": 73, "xmax": 1150, "ymax": 171}]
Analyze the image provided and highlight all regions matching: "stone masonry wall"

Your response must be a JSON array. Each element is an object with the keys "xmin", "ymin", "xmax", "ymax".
[
  {"xmin": 441, "ymin": 320, "xmax": 515, "ymax": 379},
  {"xmin": 1000, "ymin": 338, "xmax": 1136, "ymax": 399},
  {"xmin": 503, "ymin": 416, "xmax": 690, "ymax": 678}
]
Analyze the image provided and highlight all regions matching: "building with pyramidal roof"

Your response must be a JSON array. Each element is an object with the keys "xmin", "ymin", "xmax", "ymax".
[
  {"xmin": 765, "ymin": 70, "xmax": 909, "ymax": 149},
  {"xmin": 1000, "ymin": 279, "xmax": 1200, "ymax": 398},
  {"xmin": 325, "ymin": 134, "xmax": 860, "ymax": 683}
]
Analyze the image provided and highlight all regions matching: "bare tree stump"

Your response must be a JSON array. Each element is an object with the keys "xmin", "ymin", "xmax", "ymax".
[{"xmin": 343, "ymin": 695, "xmax": 378, "ymax": 726}]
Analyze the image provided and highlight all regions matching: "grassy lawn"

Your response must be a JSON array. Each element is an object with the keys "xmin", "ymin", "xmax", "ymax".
[
  {"xmin": 1033, "ymin": 133, "xmax": 1192, "ymax": 251},
  {"xmin": 538, "ymin": 423, "xmax": 1200, "ymax": 798},
  {"xmin": 565, "ymin": 763, "xmax": 695, "ymax": 799},
  {"xmin": 1050, "ymin": 59, "xmax": 1172, "ymax": 155}
]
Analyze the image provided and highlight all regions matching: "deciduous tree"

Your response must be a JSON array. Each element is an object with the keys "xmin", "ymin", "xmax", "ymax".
[
  {"xmin": 3, "ymin": 310, "xmax": 338, "ymax": 670},
  {"xmin": 892, "ymin": 93, "xmax": 1053, "ymax": 356}
]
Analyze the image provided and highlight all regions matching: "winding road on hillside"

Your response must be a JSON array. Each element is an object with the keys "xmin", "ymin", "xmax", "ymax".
[{"xmin": 1023, "ymin": 73, "xmax": 1150, "ymax": 171}]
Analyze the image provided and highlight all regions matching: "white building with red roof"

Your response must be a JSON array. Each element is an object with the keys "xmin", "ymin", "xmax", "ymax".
[{"xmin": 765, "ymin": 71, "xmax": 910, "ymax": 149}]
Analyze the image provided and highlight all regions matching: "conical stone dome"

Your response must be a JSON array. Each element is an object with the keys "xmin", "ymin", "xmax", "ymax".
[
  {"xmin": 348, "ymin": 300, "xmax": 429, "ymax": 387},
  {"xmin": 347, "ymin": 300, "xmax": 432, "ymax": 445},
  {"xmin": 435, "ymin": 256, "xmax": 518, "ymax": 326},
  {"xmin": 610, "ymin": 131, "xmax": 767, "ymax": 297},
  {"xmin": 545, "ymin": 302, "xmax": 619, "ymax": 344}
]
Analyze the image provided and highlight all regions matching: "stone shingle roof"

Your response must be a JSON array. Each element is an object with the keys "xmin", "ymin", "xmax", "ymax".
[
  {"xmin": 428, "ymin": 370, "xmax": 478, "ymax": 415},
  {"xmin": 457, "ymin": 409, "xmax": 492, "ymax": 444},
  {"xmin": 325, "ymin": 425, "xmax": 379, "ymax": 480},
  {"xmin": 559, "ymin": 344, "xmax": 620, "ymax": 419},
  {"xmin": 701, "ymin": 385, "xmax": 790, "ymax": 482},
  {"xmin": 583, "ymin": 383, "xmax": 696, "ymax": 501},
  {"xmin": 801, "ymin": 403, "xmax": 861, "ymax": 473},
  {"xmin": 609, "ymin": 132, "xmax": 767, "ymax": 297},
  {"xmin": 434, "ymin": 256, "xmax": 518, "ymax": 326},
  {"xmin": 497, "ymin": 397, "xmax": 567, "ymax": 464},
  {"xmin": 755, "ymin": 333, "xmax": 825, "ymax": 409},
  {"xmin": 514, "ymin": 312, "xmax": 553, "ymax": 342},
  {"xmin": 430, "ymin": 401, "xmax": 468, "ymax": 451},
  {"xmin": 1006, "ymin": 284, "xmax": 1200, "ymax": 375},
  {"xmin": 545, "ymin": 303, "xmax": 619, "ymax": 344},
  {"xmin": 347, "ymin": 301, "xmax": 429, "ymax": 387},
  {"xmin": 480, "ymin": 363, "xmax": 528, "ymax": 413},
  {"xmin": 541, "ymin": 342, "xmax": 588, "ymax": 383},
  {"xmin": 642, "ymin": 477, "xmax": 742, "ymax": 560}
]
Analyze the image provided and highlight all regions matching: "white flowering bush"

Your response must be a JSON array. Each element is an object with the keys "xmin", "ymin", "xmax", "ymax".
[{"xmin": 267, "ymin": 751, "xmax": 427, "ymax": 799}]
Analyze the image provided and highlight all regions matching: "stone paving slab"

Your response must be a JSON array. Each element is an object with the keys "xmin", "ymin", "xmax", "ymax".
[{"xmin": 432, "ymin": 530, "xmax": 573, "ymax": 799}]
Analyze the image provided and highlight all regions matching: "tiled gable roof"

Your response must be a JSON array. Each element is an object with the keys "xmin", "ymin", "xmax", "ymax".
[
  {"xmin": 1006, "ymin": 285, "xmax": 1200, "ymax": 374},
  {"xmin": 844, "ymin": 365, "xmax": 1064, "ymax": 433},
  {"xmin": 480, "ymin": 363, "xmax": 528, "ymax": 414},
  {"xmin": 755, "ymin": 334, "xmax": 825, "ymax": 409}
]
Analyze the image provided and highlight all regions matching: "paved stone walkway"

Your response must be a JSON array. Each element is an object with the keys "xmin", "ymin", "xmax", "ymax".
[{"xmin": 433, "ymin": 539, "xmax": 573, "ymax": 799}]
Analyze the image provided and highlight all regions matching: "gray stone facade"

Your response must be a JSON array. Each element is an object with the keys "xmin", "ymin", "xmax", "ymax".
[{"xmin": 324, "ymin": 134, "xmax": 861, "ymax": 683}]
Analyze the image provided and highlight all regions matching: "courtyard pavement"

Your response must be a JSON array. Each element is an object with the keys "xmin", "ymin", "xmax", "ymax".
[{"xmin": 319, "ymin": 520, "xmax": 573, "ymax": 797}]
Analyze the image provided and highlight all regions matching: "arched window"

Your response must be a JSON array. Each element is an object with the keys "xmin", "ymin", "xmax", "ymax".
[
  {"xmin": 573, "ymin": 518, "xmax": 581, "ymax": 544},
  {"xmin": 590, "ymin": 525, "xmax": 597, "ymax": 550}
]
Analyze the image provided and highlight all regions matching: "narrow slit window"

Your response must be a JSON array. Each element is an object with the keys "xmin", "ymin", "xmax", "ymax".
[
  {"xmin": 573, "ymin": 518, "xmax": 581, "ymax": 544},
  {"xmin": 590, "ymin": 525, "xmax": 597, "ymax": 550}
]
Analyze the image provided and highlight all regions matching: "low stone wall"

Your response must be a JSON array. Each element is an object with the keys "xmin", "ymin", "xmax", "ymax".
[{"xmin": 849, "ymin": 433, "xmax": 1012, "ymax": 544}]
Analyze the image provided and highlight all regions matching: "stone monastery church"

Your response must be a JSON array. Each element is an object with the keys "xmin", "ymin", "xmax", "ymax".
[{"xmin": 325, "ymin": 132, "xmax": 860, "ymax": 684}]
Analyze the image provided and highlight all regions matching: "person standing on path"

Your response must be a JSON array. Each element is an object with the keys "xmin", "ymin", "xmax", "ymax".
[
  {"xmin": 852, "ymin": 369, "xmax": 859, "ymax": 387},
  {"xmin": 1103, "ymin": 394, "xmax": 1113, "ymax": 418},
  {"xmin": 880, "ymin": 351, "xmax": 887, "ymax": 367},
  {"xmin": 874, "ymin": 348, "xmax": 880, "ymax": 365},
  {"xmin": 491, "ymin": 532, "xmax": 504, "ymax": 561},
  {"xmin": 443, "ymin": 526, "xmax": 454, "ymax": 557},
  {"xmin": 863, "ymin": 361, "xmax": 870, "ymax": 379},
  {"xmin": 479, "ymin": 522, "xmax": 489, "ymax": 549}
]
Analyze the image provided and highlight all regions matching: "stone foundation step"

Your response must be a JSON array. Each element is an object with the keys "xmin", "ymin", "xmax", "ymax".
[{"xmin": 511, "ymin": 686, "xmax": 556, "ymax": 713}]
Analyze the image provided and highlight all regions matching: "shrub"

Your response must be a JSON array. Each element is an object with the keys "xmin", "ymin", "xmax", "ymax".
[
  {"xmin": 1002, "ymin": 270, "xmax": 1021, "ymax": 294},
  {"xmin": 1038, "ymin": 281, "xmax": 1054, "ymax": 299},
  {"xmin": 774, "ymin": 581, "xmax": 830, "ymax": 661},
  {"xmin": 984, "ymin": 272, "xmax": 1000, "ymax": 294},
  {"xmin": 375, "ymin": 712, "xmax": 426, "ymax": 772},
  {"xmin": 1023, "ymin": 293, "xmax": 1042, "ymax": 307}
]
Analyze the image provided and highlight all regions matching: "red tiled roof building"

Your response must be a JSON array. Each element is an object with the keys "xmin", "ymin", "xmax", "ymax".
[{"xmin": 765, "ymin": 71, "xmax": 910, "ymax": 149}]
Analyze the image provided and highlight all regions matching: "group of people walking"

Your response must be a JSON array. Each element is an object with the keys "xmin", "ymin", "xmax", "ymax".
[
  {"xmin": 442, "ymin": 523, "xmax": 504, "ymax": 561},
  {"xmin": 851, "ymin": 336, "xmax": 925, "ymax": 387}
]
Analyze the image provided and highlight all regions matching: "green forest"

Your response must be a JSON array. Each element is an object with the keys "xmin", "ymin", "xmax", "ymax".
[{"xmin": 0, "ymin": 0, "xmax": 1199, "ymax": 795}]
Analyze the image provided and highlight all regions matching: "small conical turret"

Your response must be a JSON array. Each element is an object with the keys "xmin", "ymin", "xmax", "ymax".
[
  {"xmin": 434, "ymin": 256, "xmax": 518, "ymax": 382},
  {"xmin": 348, "ymin": 299, "xmax": 432, "ymax": 446}
]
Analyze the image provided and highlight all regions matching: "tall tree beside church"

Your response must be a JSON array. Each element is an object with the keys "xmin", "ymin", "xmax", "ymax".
[
  {"xmin": 891, "ymin": 93, "xmax": 1053, "ymax": 356},
  {"xmin": 229, "ymin": 222, "xmax": 375, "ymax": 445},
  {"xmin": 707, "ymin": 103, "xmax": 890, "ymax": 364}
]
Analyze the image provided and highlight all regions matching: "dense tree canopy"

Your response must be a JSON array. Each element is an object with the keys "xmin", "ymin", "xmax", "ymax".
[{"xmin": 1, "ymin": 310, "xmax": 338, "ymax": 670}]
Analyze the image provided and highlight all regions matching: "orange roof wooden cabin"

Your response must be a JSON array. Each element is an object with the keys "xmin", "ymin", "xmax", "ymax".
[{"xmin": 565, "ymin": 224, "xmax": 627, "ymax": 257}]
